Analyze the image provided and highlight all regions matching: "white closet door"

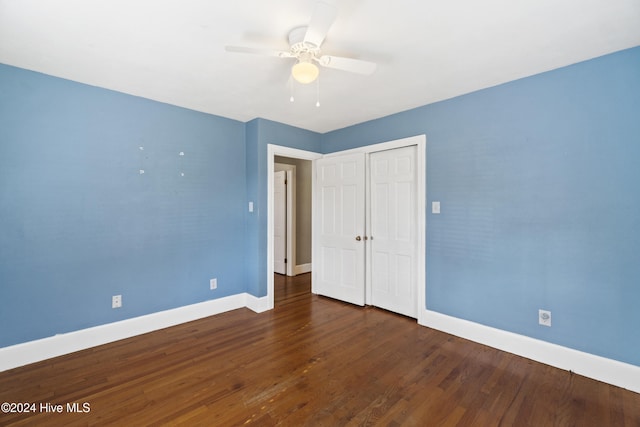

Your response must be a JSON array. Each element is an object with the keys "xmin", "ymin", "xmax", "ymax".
[
  {"xmin": 370, "ymin": 145, "xmax": 418, "ymax": 317},
  {"xmin": 315, "ymin": 153, "xmax": 366, "ymax": 305},
  {"xmin": 273, "ymin": 170, "xmax": 287, "ymax": 275}
]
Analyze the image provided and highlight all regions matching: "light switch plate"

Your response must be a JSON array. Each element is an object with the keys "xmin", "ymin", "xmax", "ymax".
[{"xmin": 432, "ymin": 201, "xmax": 441, "ymax": 214}]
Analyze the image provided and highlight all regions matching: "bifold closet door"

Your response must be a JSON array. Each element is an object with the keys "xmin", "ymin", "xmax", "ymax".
[
  {"xmin": 369, "ymin": 145, "xmax": 418, "ymax": 318},
  {"xmin": 315, "ymin": 153, "xmax": 366, "ymax": 306}
]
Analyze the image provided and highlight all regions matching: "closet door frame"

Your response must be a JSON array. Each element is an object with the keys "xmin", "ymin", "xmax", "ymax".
[{"xmin": 318, "ymin": 135, "xmax": 426, "ymax": 322}]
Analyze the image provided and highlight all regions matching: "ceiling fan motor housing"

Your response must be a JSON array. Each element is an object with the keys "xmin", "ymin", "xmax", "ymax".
[{"xmin": 288, "ymin": 26, "xmax": 321, "ymax": 60}]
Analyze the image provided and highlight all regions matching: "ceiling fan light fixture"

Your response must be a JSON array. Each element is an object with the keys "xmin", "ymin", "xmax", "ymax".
[{"xmin": 291, "ymin": 61, "xmax": 319, "ymax": 84}]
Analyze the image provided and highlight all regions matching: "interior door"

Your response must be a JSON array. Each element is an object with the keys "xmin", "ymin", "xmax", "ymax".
[
  {"xmin": 315, "ymin": 153, "xmax": 366, "ymax": 305},
  {"xmin": 370, "ymin": 146, "xmax": 418, "ymax": 317},
  {"xmin": 273, "ymin": 170, "xmax": 287, "ymax": 275}
]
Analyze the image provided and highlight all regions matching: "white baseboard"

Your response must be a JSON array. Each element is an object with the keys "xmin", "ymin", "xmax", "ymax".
[
  {"xmin": 419, "ymin": 309, "xmax": 640, "ymax": 394},
  {"xmin": 294, "ymin": 263, "xmax": 312, "ymax": 275},
  {"xmin": 0, "ymin": 293, "xmax": 259, "ymax": 372},
  {"xmin": 245, "ymin": 294, "xmax": 271, "ymax": 313}
]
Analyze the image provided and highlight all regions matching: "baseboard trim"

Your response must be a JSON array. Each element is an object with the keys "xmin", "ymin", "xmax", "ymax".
[
  {"xmin": 0, "ymin": 293, "xmax": 258, "ymax": 372},
  {"xmin": 245, "ymin": 294, "xmax": 271, "ymax": 313},
  {"xmin": 294, "ymin": 263, "xmax": 312, "ymax": 275},
  {"xmin": 419, "ymin": 309, "xmax": 640, "ymax": 394}
]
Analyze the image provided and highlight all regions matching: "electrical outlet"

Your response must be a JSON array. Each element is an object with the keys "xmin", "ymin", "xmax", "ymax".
[
  {"xmin": 112, "ymin": 295, "xmax": 122, "ymax": 309},
  {"xmin": 539, "ymin": 309, "xmax": 551, "ymax": 327},
  {"xmin": 210, "ymin": 278, "xmax": 217, "ymax": 290}
]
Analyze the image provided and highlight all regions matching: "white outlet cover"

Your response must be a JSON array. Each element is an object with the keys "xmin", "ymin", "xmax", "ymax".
[
  {"xmin": 432, "ymin": 201, "xmax": 441, "ymax": 214},
  {"xmin": 539, "ymin": 309, "xmax": 551, "ymax": 326},
  {"xmin": 112, "ymin": 295, "xmax": 122, "ymax": 308},
  {"xmin": 210, "ymin": 278, "xmax": 217, "ymax": 290}
]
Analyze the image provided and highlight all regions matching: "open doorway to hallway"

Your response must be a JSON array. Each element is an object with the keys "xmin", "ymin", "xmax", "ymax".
[
  {"xmin": 274, "ymin": 156, "xmax": 312, "ymax": 276},
  {"xmin": 267, "ymin": 144, "xmax": 322, "ymax": 310},
  {"xmin": 273, "ymin": 155, "xmax": 313, "ymax": 305}
]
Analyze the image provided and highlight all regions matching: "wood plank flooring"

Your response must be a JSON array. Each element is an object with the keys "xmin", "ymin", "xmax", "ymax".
[{"xmin": 1, "ymin": 273, "xmax": 639, "ymax": 426}]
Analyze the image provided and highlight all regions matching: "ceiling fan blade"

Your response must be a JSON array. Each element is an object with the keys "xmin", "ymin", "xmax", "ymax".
[
  {"xmin": 225, "ymin": 46, "xmax": 293, "ymax": 58},
  {"xmin": 318, "ymin": 55, "xmax": 377, "ymax": 75},
  {"xmin": 303, "ymin": 2, "xmax": 337, "ymax": 48}
]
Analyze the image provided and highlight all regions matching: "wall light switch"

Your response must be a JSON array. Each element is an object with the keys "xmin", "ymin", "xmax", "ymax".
[
  {"xmin": 249, "ymin": 202, "xmax": 254, "ymax": 212},
  {"xmin": 432, "ymin": 201, "xmax": 441, "ymax": 214}
]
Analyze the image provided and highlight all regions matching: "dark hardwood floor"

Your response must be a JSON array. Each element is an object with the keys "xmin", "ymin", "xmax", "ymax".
[{"xmin": 1, "ymin": 273, "xmax": 639, "ymax": 426}]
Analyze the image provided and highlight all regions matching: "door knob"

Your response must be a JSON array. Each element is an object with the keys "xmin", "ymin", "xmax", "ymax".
[{"xmin": 355, "ymin": 236, "xmax": 362, "ymax": 241}]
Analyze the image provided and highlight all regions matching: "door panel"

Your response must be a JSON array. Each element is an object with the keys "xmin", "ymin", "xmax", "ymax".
[
  {"xmin": 370, "ymin": 146, "xmax": 417, "ymax": 317},
  {"xmin": 316, "ymin": 153, "xmax": 365, "ymax": 306},
  {"xmin": 274, "ymin": 170, "xmax": 286, "ymax": 275}
]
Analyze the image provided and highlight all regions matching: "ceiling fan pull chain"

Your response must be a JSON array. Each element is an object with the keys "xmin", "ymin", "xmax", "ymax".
[{"xmin": 290, "ymin": 78, "xmax": 295, "ymax": 103}]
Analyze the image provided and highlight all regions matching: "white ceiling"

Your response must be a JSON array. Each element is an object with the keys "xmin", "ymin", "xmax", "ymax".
[{"xmin": 1, "ymin": 0, "xmax": 639, "ymax": 133}]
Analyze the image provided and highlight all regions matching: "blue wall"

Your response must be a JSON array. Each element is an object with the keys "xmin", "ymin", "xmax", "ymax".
[
  {"xmin": 0, "ymin": 65, "xmax": 247, "ymax": 347},
  {"xmin": 3, "ymin": 46, "xmax": 639, "ymax": 368},
  {"xmin": 322, "ymin": 47, "xmax": 640, "ymax": 366}
]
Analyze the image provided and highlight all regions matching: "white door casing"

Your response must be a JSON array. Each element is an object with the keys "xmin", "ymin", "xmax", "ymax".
[
  {"xmin": 369, "ymin": 145, "xmax": 418, "ymax": 317},
  {"xmin": 273, "ymin": 170, "xmax": 287, "ymax": 275},
  {"xmin": 315, "ymin": 153, "xmax": 366, "ymax": 306}
]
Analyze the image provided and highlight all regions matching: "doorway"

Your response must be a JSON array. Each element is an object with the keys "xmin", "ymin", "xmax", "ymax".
[
  {"xmin": 266, "ymin": 135, "xmax": 425, "ymax": 321},
  {"xmin": 267, "ymin": 146, "xmax": 322, "ymax": 309},
  {"xmin": 274, "ymin": 157, "xmax": 313, "ymax": 277}
]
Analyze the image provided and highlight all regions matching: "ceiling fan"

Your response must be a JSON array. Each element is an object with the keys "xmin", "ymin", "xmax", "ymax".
[{"xmin": 225, "ymin": 1, "xmax": 377, "ymax": 85}]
